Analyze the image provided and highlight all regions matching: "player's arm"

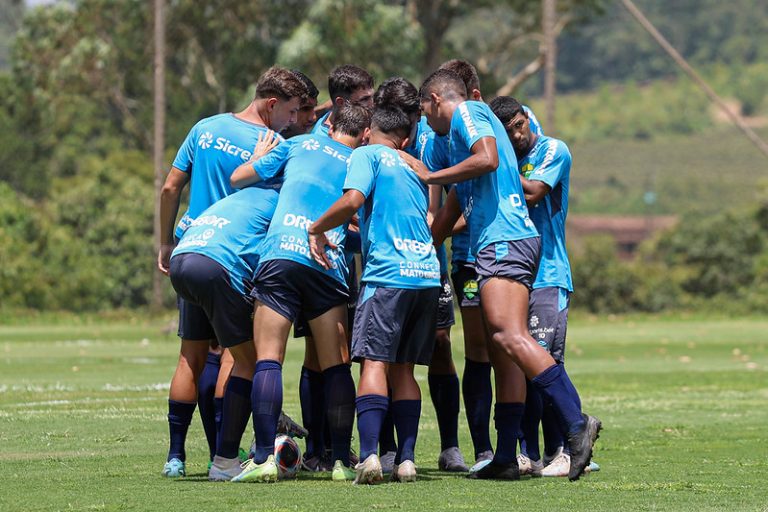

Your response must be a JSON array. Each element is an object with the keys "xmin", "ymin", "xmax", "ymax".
[
  {"xmin": 157, "ymin": 167, "xmax": 189, "ymax": 275},
  {"xmin": 399, "ymin": 137, "xmax": 499, "ymax": 186},
  {"xmin": 520, "ymin": 175, "xmax": 551, "ymax": 206},
  {"xmin": 452, "ymin": 214, "xmax": 467, "ymax": 235},
  {"xmin": 308, "ymin": 190, "xmax": 366, "ymax": 269},
  {"xmin": 229, "ymin": 130, "xmax": 281, "ymax": 188},
  {"xmin": 431, "ymin": 187, "xmax": 462, "ymax": 247}
]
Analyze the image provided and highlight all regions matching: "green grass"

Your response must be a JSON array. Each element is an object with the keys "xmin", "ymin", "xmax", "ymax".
[{"xmin": 1, "ymin": 315, "xmax": 767, "ymax": 511}]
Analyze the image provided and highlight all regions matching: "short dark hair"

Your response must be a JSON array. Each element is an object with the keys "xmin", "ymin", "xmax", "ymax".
[
  {"xmin": 439, "ymin": 59, "xmax": 480, "ymax": 95},
  {"xmin": 328, "ymin": 64, "xmax": 374, "ymax": 101},
  {"xmin": 371, "ymin": 106, "xmax": 412, "ymax": 138},
  {"xmin": 255, "ymin": 67, "xmax": 309, "ymax": 101},
  {"xmin": 291, "ymin": 69, "xmax": 319, "ymax": 100},
  {"xmin": 489, "ymin": 96, "xmax": 525, "ymax": 125},
  {"xmin": 332, "ymin": 104, "xmax": 372, "ymax": 137},
  {"xmin": 373, "ymin": 77, "xmax": 420, "ymax": 119},
  {"xmin": 419, "ymin": 69, "xmax": 468, "ymax": 102}
]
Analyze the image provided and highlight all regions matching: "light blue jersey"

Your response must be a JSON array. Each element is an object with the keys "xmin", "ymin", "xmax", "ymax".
[
  {"xmin": 172, "ymin": 113, "xmax": 283, "ymax": 239},
  {"xmin": 258, "ymin": 134, "xmax": 353, "ymax": 285},
  {"xmin": 344, "ymin": 144, "xmax": 440, "ymax": 289},
  {"xmin": 310, "ymin": 111, "xmax": 332, "ymax": 137},
  {"xmin": 450, "ymin": 101, "xmax": 538, "ymax": 257},
  {"xmin": 407, "ymin": 117, "xmax": 451, "ymax": 274},
  {"xmin": 519, "ymin": 135, "xmax": 573, "ymax": 291},
  {"xmin": 171, "ymin": 187, "xmax": 279, "ymax": 296},
  {"xmin": 523, "ymin": 105, "xmax": 543, "ymax": 136}
]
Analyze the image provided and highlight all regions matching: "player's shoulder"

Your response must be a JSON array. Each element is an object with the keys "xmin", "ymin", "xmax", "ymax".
[
  {"xmin": 537, "ymin": 135, "xmax": 570, "ymax": 157},
  {"xmin": 195, "ymin": 112, "xmax": 232, "ymax": 129}
]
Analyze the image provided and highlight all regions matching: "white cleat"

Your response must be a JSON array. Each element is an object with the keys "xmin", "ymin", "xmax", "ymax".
[
  {"xmin": 541, "ymin": 447, "xmax": 570, "ymax": 477},
  {"xmin": 517, "ymin": 453, "xmax": 544, "ymax": 477},
  {"xmin": 208, "ymin": 455, "xmax": 242, "ymax": 481},
  {"xmin": 354, "ymin": 454, "xmax": 383, "ymax": 485},
  {"xmin": 391, "ymin": 460, "xmax": 417, "ymax": 483}
]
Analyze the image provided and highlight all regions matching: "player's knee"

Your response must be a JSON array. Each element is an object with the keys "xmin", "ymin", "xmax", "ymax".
[{"xmin": 490, "ymin": 331, "xmax": 528, "ymax": 356}]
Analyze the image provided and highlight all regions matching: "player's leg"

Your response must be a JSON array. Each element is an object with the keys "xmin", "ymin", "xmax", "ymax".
[
  {"xmin": 389, "ymin": 362, "xmax": 420, "ymax": 482},
  {"xmin": 307, "ymin": 304, "xmax": 355, "ymax": 480},
  {"xmin": 299, "ymin": 332, "xmax": 328, "ymax": 470},
  {"xmin": 428, "ymin": 276, "xmax": 467, "ymax": 471},
  {"xmin": 453, "ymin": 265, "xmax": 494, "ymax": 466},
  {"xmin": 198, "ymin": 342, "xmax": 222, "ymax": 466},
  {"xmin": 213, "ymin": 348, "xmax": 233, "ymax": 455},
  {"xmin": 355, "ymin": 359, "xmax": 389, "ymax": 484}
]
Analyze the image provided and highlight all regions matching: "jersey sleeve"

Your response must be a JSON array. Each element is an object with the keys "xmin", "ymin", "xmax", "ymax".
[
  {"xmin": 171, "ymin": 123, "xmax": 199, "ymax": 173},
  {"xmin": 344, "ymin": 149, "xmax": 377, "ymax": 198},
  {"xmin": 453, "ymin": 102, "xmax": 496, "ymax": 151},
  {"xmin": 251, "ymin": 139, "xmax": 292, "ymax": 182},
  {"xmin": 530, "ymin": 139, "xmax": 571, "ymax": 189}
]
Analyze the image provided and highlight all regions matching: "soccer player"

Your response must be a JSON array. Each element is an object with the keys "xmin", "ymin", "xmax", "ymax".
[
  {"xmin": 490, "ymin": 95, "xmax": 586, "ymax": 478},
  {"xmin": 309, "ymin": 101, "xmax": 441, "ymax": 484},
  {"xmin": 281, "ymin": 70, "xmax": 320, "ymax": 139},
  {"xmin": 312, "ymin": 64, "xmax": 374, "ymax": 136},
  {"xmin": 156, "ymin": 66, "xmax": 307, "ymax": 478},
  {"xmin": 225, "ymin": 104, "xmax": 372, "ymax": 483},
  {"xmin": 374, "ymin": 76, "xmax": 467, "ymax": 471},
  {"xmin": 405, "ymin": 69, "xmax": 601, "ymax": 481}
]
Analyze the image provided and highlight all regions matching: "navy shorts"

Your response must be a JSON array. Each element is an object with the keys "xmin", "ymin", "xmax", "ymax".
[
  {"xmin": 351, "ymin": 285, "xmax": 440, "ymax": 366},
  {"xmin": 436, "ymin": 274, "xmax": 456, "ymax": 329},
  {"xmin": 529, "ymin": 287, "xmax": 570, "ymax": 363},
  {"xmin": 475, "ymin": 237, "xmax": 541, "ymax": 291},
  {"xmin": 293, "ymin": 259, "xmax": 358, "ymax": 338},
  {"xmin": 450, "ymin": 261, "xmax": 481, "ymax": 308},
  {"xmin": 251, "ymin": 259, "xmax": 349, "ymax": 322},
  {"xmin": 170, "ymin": 253, "xmax": 253, "ymax": 348}
]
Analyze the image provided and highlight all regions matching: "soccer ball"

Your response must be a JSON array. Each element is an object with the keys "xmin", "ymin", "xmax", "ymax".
[{"xmin": 274, "ymin": 434, "xmax": 302, "ymax": 479}]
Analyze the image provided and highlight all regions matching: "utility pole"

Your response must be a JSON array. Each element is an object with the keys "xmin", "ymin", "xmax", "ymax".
[
  {"xmin": 152, "ymin": 0, "xmax": 166, "ymax": 311},
  {"xmin": 543, "ymin": 0, "xmax": 557, "ymax": 134}
]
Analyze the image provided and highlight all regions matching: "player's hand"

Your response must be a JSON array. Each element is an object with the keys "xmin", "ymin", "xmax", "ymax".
[
  {"xmin": 157, "ymin": 244, "xmax": 175, "ymax": 276},
  {"xmin": 252, "ymin": 130, "xmax": 279, "ymax": 160},
  {"xmin": 309, "ymin": 231, "xmax": 337, "ymax": 270},
  {"xmin": 397, "ymin": 150, "xmax": 431, "ymax": 184}
]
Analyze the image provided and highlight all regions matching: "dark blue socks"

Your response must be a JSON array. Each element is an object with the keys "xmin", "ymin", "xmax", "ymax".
[
  {"xmin": 214, "ymin": 397, "xmax": 224, "ymax": 440},
  {"xmin": 323, "ymin": 364, "xmax": 356, "ymax": 466},
  {"xmin": 520, "ymin": 380, "xmax": 543, "ymax": 461},
  {"xmin": 167, "ymin": 399, "xmax": 196, "ymax": 461},
  {"xmin": 251, "ymin": 360, "xmax": 283, "ymax": 463},
  {"xmin": 463, "ymin": 358, "xmax": 493, "ymax": 458},
  {"xmin": 531, "ymin": 363, "xmax": 585, "ymax": 436},
  {"xmin": 197, "ymin": 351, "xmax": 221, "ymax": 460},
  {"xmin": 428, "ymin": 373, "xmax": 460, "ymax": 451},
  {"xmin": 356, "ymin": 394, "xmax": 389, "ymax": 461},
  {"xmin": 299, "ymin": 366, "xmax": 326, "ymax": 458},
  {"xmin": 216, "ymin": 376, "xmax": 251, "ymax": 459},
  {"xmin": 378, "ymin": 394, "xmax": 397, "ymax": 454},
  {"xmin": 392, "ymin": 399, "xmax": 421, "ymax": 464},
  {"xmin": 493, "ymin": 402, "xmax": 525, "ymax": 465}
]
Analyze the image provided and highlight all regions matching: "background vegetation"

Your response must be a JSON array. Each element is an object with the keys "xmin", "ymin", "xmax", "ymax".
[{"xmin": 0, "ymin": 0, "xmax": 767, "ymax": 314}]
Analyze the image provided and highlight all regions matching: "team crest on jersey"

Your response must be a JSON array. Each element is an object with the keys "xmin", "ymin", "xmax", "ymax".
[
  {"xmin": 302, "ymin": 138, "xmax": 320, "ymax": 151},
  {"xmin": 380, "ymin": 151, "xmax": 396, "ymax": 167},
  {"xmin": 198, "ymin": 131, "xmax": 214, "ymax": 149},
  {"xmin": 463, "ymin": 279, "xmax": 479, "ymax": 300},
  {"xmin": 521, "ymin": 163, "xmax": 535, "ymax": 178}
]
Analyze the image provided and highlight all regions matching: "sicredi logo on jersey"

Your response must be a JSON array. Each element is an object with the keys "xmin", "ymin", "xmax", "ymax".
[{"xmin": 198, "ymin": 131, "xmax": 253, "ymax": 161}]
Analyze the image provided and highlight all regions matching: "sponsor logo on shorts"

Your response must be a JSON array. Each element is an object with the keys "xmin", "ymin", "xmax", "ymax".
[
  {"xmin": 463, "ymin": 279, "xmax": 478, "ymax": 300},
  {"xmin": 530, "ymin": 315, "xmax": 539, "ymax": 328}
]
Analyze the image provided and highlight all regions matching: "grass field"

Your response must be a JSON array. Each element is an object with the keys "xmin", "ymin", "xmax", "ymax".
[{"xmin": 1, "ymin": 314, "xmax": 767, "ymax": 512}]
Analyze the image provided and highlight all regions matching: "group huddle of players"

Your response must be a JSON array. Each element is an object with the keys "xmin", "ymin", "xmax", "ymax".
[{"xmin": 157, "ymin": 59, "xmax": 601, "ymax": 484}]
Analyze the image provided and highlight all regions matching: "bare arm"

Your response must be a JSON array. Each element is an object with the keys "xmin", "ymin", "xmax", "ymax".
[
  {"xmin": 229, "ymin": 130, "xmax": 280, "ymax": 188},
  {"xmin": 308, "ymin": 190, "xmax": 366, "ymax": 269},
  {"xmin": 431, "ymin": 187, "xmax": 463, "ymax": 248},
  {"xmin": 157, "ymin": 167, "xmax": 189, "ymax": 275},
  {"xmin": 520, "ymin": 175, "xmax": 551, "ymax": 206},
  {"xmin": 425, "ymin": 137, "xmax": 499, "ymax": 185}
]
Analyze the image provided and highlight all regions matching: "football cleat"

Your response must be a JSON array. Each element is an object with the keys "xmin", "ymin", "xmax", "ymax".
[
  {"xmin": 567, "ymin": 414, "xmax": 602, "ymax": 481},
  {"xmin": 277, "ymin": 411, "xmax": 308, "ymax": 438},
  {"xmin": 208, "ymin": 455, "xmax": 242, "ymax": 481},
  {"xmin": 162, "ymin": 458, "xmax": 185, "ymax": 478},
  {"xmin": 379, "ymin": 450, "xmax": 396, "ymax": 474},
  {"xmin": 391, "ymin": 460, "xmax": 417, "ymax": 483},
  {"xmin": 231, "ymin": 454, "xmax": 278, "ymax": 483},
  {"xmin": 467, "ymin": 459, "xmax": 520, "ymax": 480},
  {"xmin": 438, "ymin": 447, "xmax": 469, "ymax": 472},
  {"xmin": 331, "ymin": 460, "xmax": 356, "ymax": 482},
  {"xmin": 517, "ymin": 453, "xmax": 544, "ymax": 477},
  {"xmin": 469, "ymin": 450, "xmax": 494, "ymax": 473},
  {"xmin": 301, "ymin": 454, "xmax": 333, "ymax": 472},
  {"xmin": 353, "ymin": 454, "xmax": 383, "ymax": 485},
  {"xmin": 541, "ymin": 447, "xmax": 570, "ymax": 477}
]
